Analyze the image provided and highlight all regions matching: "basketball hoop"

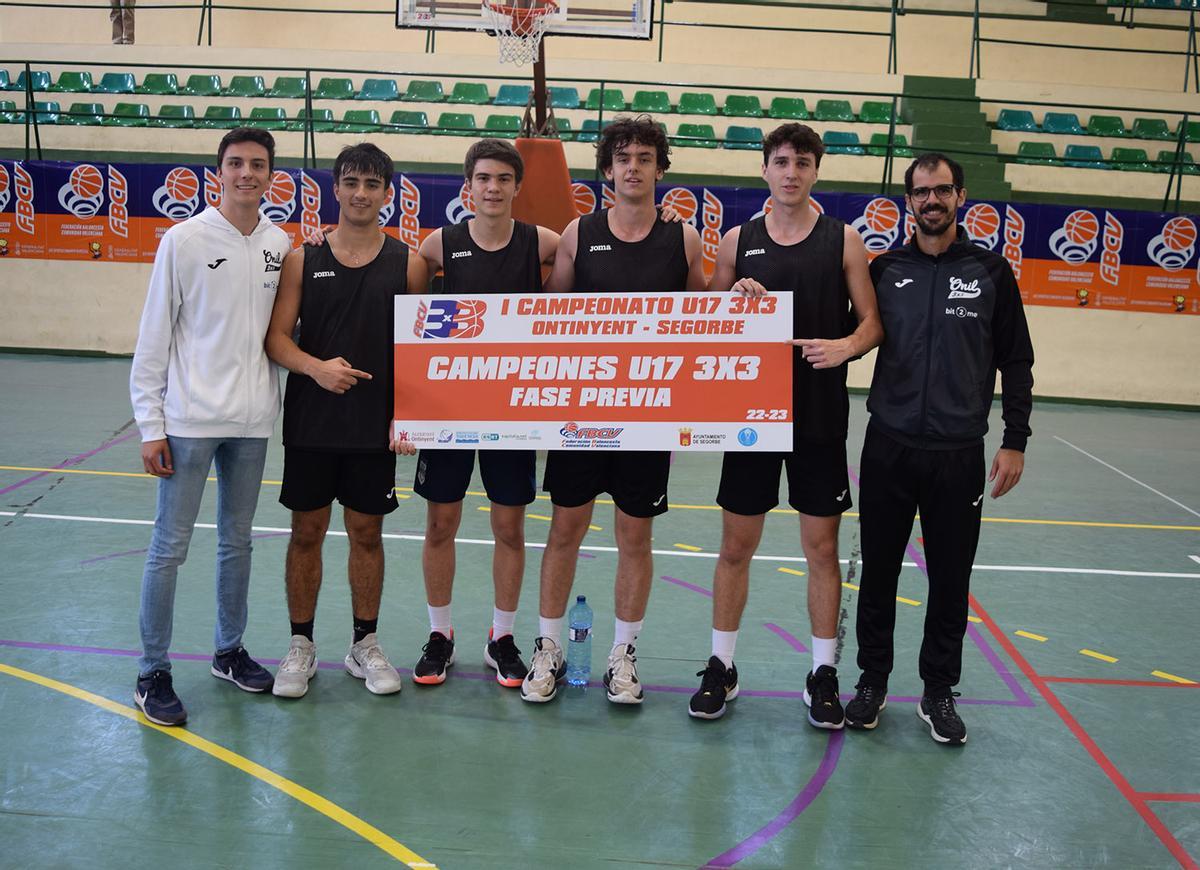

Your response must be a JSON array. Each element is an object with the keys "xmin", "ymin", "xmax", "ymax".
[{"xmin": 483, "ymin": 0, "xmax": 558, "ymax": 66}]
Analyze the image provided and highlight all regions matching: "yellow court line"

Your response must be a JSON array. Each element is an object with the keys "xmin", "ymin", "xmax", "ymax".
[
  {"xmin": 1016, "ymin": 630, "xmax": 1049, "ymax": 642},
  {"xmin": 587, "ymin": 525, "xmax": 603, "ymax": 532},
  {"xmin": 842, "ymin": 581, "xmax": 860, "ymax": 590},
  {"xmin": 777, "ymin": 567, "xmax": 806, "ymax": 577},
  {"xmin": 0, "ymin": 661, "xmax": 436, "ymax": 868},
  {"xmin": 1080, "ymin": 649, "xmax": 1119, "ymax": 663},
  {"xmin": 674, "ymin": 543, "xmax": 702, "ymax": 552},
  {"xmin": 527, "ymin": 513, "xmax": 552, "ymax": 522},
  {"xmin": 967, "ymin": 616, "xmax": 982, "ymax": 624},
  {"xmin": 896, "ymin": 596, "xmax": 921, "ymax": 606},
  {"xmin": 1151, "ymin": 670, "xmax": 1197, "ymax": 685}
]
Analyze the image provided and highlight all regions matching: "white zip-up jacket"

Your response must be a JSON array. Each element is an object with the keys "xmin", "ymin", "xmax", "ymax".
[{"xmin": 130, "ymin": 206, "xmax": 291, "ymax": 442}]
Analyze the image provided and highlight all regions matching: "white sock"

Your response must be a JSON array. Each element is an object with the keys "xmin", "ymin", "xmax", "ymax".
[
  {"xmin": 812, "ymin": 635, "xmax": 837, "ymax": 672},
  {"xmin": 539, "ymin": 614, "xmax": 564, "ymax": 643},
  {"xmin": 613, "ymin": 618, "xmax": 643, "ymax": 649},
  {"xmin": 712, "ymin": 629, "xmax": 738, "ymax": 668},
  {"xmin": 427, "ymin": 603, "xmax": 452, "ymax": 637},
  {"xmin": 492, "ymin": 607, "xmax": 516, "ymax": 639}
]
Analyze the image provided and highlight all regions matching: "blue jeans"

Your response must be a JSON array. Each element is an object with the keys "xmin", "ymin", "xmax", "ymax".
[{"xmin": 138, "ymin": 436, "xmax": 268, "ymax": 675}]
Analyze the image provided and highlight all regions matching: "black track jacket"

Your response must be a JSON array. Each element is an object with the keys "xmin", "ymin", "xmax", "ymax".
[{"xmin": 867, "ymin": 226, "xmax": 1034, "ymax": 452}]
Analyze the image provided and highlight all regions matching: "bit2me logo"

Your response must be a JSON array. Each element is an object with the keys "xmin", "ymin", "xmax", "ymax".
[
  {"xmin": 412, "ymin": 298, "xmax": 487, "ymax": 339},
  {"xmin": 153, "ymin": 167, "xmax": 202, "ymax": 221},
  {"xmin": 1146, "ymin": 216, "xmax": 1197, "ymax": 272},
  {"xmin": 852, "ymin": 197, "xmax": 902, "ymax": 252},
  {"xmin": 57, "ymin": 164, "xmax": 105, "ymax": 219}
]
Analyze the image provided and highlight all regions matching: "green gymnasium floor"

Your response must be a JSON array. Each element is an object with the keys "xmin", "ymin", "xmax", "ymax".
[{"xmin": 1, "ymin": 353, "xmax": 1197, "ymax": 870}]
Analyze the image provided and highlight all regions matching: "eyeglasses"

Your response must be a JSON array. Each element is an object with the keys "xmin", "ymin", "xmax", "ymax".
[{"xmin": 909, "ymin": 184, "xmax": 959, "ymax": 202}]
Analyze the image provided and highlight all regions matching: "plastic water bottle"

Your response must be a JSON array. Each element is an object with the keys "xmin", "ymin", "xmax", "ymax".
[{"xmin": 566, "ymin": 595, "xmax": 593, "ymax": 686}]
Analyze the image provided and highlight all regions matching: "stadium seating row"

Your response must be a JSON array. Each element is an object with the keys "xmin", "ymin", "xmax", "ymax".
[
  {"xmin": 1016, "ymin": 140, "xmax": 1197, "ymax": 172},
  {"xmin": 996, "ymin": 108, "xmax": 1198, "ymax": 142}
]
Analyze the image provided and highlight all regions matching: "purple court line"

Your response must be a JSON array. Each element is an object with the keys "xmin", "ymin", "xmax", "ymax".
[
  {"xmin": 0, "ymin": 430, "xmax": 137, "ymax": 496},
  {"xmin": 660, "ymin": 574, "xmax": 712, "ymax": 598},
  {"xmin": 763, "ymin": 622, "xmax": 809, "ymax": 654},
  {"xmin": 79, "ymin": 530, "xmax": 291, "ymax": 566}
]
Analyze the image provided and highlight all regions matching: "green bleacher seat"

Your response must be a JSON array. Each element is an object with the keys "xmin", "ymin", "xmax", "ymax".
[
  {"xmin": 0, "ymin": 71, "xmax": 9, "ymax": 90},
  {"xmin": 448, "ymin": 82, "xmax": 490, "ymax": 104},
  {"xmin": 0, "ymin": 100, "xmax": 18, "ymax": 123},
  {"xmin": 336, "ymin": 109, "xmax": 381, "ymax": 133},
  {"xmin": 49, "ymin": 71, "xmax": 93, "ymax": 93},
  {"xmin": 11, "ymin": 70, "xmax": 51, "ymax": 92},
  {"xmin": 548, "ymin": 87, "xmax": 580, "ymax": 109},
  {"xmin": 723, "ymin": 95, "xmax": 763, "ymax": 117},
  {"xmin": 198, "ymin": 105, "xmax": 242, "ymax": 129},
  {"xmin": 823, "ymin": 130, "xmax": 865, "ymax": 154},
  {"xmin": 1064, "ymin": 143, "xmax": 1107, "ymax": 169},
  {"xmin": 33, "ymin": 100, "xmax": 60, "ymax": 124},
  {"xmin": 858, "ymin": 101, "xmax": 894, "ymax": 124},
  {"xmin": 267, "ymin": 76, "xmax": 307, "ymax": 99},
  {"xmin": 94, "ymin": 72, "xmax": 136, "ymax": 94},
  {"xmin": 586, "ymin": 88, "xmax": 626, "ymax": 111},
  {"xmin": 60, "ymin": 102, "xmax": 104, "ymax": 125},
  {"xmin": 312, "ymin": 77, "xmax": 355, "ymax": 100},
  {"xmin": 769, "ymin": 97, "xmax": 808, "ymax": 120},
  {"xmin": 1042, "ymin": 112, "xmax": 1084, "ymax": 135},
  {"xmin": 225, "ymin": 75, "xmax": 266, "ymax": 98},
  {"xmin": 724, "ymin": 125, "xmax": 764, "ymax": 150},
  {"xmin": 867, "ymin": 132, "xmax": 913, "ymax": 157},
  {"xmin": 183, "ymin": 75, "xmax": 223, "ymax": 97},
  {"xmin": 358, "ymin": 78, "xmax": 400, "ymax": 101},
  {"xmin": 632, "ymin": 90, "xmax": 671, "ymax": 113},
  {"xmin": 1131, "ymin": 118, "xmax": 1172, "ymax": 140},
  {"xmin": 815, "ymin": 99, "xmax": 855, "ymax": 122},
  {"xmin": 388, "ymin": 109, "xmax": 429, "ymax": 132},
  {"xmin": 150, "ymin": 104, "xmax": 195, "ymax": 128},
  {"xmin": 494, "ymin": 84, "xmax": 531, "ymax": 106},
  {"xmin": 672, "ymin": 122, "xmax": 718, "ymax": 148},
  {"xmin": 578, "ymin": 118, "xmax": 602, "ymax": 143},
  {"xmin": 1087, "ymin": 115, "xmax": 1127, "ymax": 137},
  {"xmin": 1155, "ymin": 149, "xmax": 1199, "ymax": 174},
  {"xmin": 1110, "ymin": 147, "xmax": 1152, "ymax": 171},
  {"xmin": 286, "ymin": 108, "xmax": 336, "ymax": 132},
  {"xmin": 997, "ymin": 109, "xmax": 1038, "ymax": 132},
  {"xmin": 1016, "ymin": 141, "xmax": 1057, "ymax": 165},
  {"xmin": 553, "ymin": 117, "xmax": 573, "ymax": 141},
  {"xmin": 1176, "ymin": 119, "xmax": 1200, "ymax": 141},
  {"xmin": 137, "ymin": 73, "xmax": 179, "ymax": 95},
  {"xmin": 102, "ymin": 102, "xmax": 150, "ymax": 126},
  {"xmin": 677, "ymin": 92, "xmax": 718, "ymax": 116},
  {"xmin": 485, "ymin": 114, "xmax": 521, "ymax": 138},
  {"xmin": 247, "ymin": 107, "xmax": 288, "ymax": 130},
  {"xmin": 434, "ymin": 112, "xmax": 477, "ymax": 135},
  {"xmin": 404, "ymin": 80, "xmax": 445, "ymax": 102}
]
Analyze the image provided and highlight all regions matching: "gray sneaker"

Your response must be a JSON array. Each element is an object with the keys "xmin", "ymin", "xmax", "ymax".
[
  {"xmin": 520, "ymin": 636, "xmax": 565, "ymax": 703},
  {"xmin": 604, "ymin": 643, "xmax": 644, "ymax": 705},
  {"xmin": 272, "ymin": 635, "xmax": 317, "ymax": 699},
  {"xmin": 344, "ymin": 633, "xmax": 402, "ymax": 695}
]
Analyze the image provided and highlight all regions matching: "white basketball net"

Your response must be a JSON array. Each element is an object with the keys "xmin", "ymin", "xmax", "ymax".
[{"xmin": 484, "ymin": 0, "xmax": 556, "ymax": 66}]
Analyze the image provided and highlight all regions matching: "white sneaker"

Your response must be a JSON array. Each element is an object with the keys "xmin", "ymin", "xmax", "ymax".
[
  {"xmin": 344, "ymin": 633, "xmax": 402, "ymax": 695},
  {"xmin": 272, "ymin": 635, "xmax": 317, "ymax": 699},
  {"xmin": 604, "ymin": 643, "xmax": 644, "ymax": 704},
  {"xmin": 520, "ymin": 636, "xmax": 565, "ymax": 703}
]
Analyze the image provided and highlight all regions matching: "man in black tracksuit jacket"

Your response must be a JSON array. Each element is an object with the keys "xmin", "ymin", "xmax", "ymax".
[{"xmin": 845, "ymin": 153, "xmax": 1034, "ymax": 745}]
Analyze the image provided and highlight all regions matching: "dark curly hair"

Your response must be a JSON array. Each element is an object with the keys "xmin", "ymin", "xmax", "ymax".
[{"xmin": 596, "ymin": 114, "xmax": 671, "ymax": 174}]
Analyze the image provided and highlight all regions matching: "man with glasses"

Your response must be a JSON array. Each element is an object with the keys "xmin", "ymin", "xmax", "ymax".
[{"xmin": 845, "ymin": 153, "xmax": 1034, "ymax": 745}]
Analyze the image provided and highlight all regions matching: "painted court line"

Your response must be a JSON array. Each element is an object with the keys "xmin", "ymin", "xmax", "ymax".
[
  {"xmin": 777, "ymin": 566, "xmax": 805, "ymax": 577},
  {"xmin": 0, "ymin": 660, "xmax": 436, "ymax": 868},
  {"xmin": 1053, "ymin": 435, "xmax": 1200, "ymax": 520},
  {"xmin": 1080, "ymin": 649, "xmax": 1119, "ymax": 664},
  {"xmin": 1141, "ymin": 794, "xmax": 1200, "ymax": 804},
  {"xmin": 1016, "ymin": 631, "xmax": 1048, "ymax": 642},
  {"xmin": 1041, "ymin": 675, "xmax": 1199, "ymax": 688},
  {"xmin": 0, "ymin": 430, "xmax": 137, "ymax": 497}
]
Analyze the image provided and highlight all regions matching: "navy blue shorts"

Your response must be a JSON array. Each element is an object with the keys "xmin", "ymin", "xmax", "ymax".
[
  {"xmin": 717, "ymin": 440, "xmax": 851, "ymax": 517},
  {"xmin": 414, "ymin": 449, "xmax": 536, "ymax": 506}
]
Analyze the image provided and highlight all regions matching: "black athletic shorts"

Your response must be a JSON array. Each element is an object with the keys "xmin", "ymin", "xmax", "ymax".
[
  {"xmin": 543, "ymin": 450, "xmax": 671, "ymax": 518},
  {"xmin": 717, "ymin": 441, "xmax": 851, "ymax": 517},
  {"xmin": 414, "ymin": 449, "xmax": 536, "ymax": 506},
  {"xmin": 280, "ymin": 448, "xmax": 399, "ymax": 515}
]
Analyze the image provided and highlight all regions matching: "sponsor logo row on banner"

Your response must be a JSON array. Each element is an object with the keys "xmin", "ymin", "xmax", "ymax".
[{"xmin": 0, "ymin": 159, "xmax": 1195, "ymax": 315}]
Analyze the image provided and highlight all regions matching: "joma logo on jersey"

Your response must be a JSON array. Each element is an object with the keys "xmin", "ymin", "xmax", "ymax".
[
  {"xmin": 107, "ymin": 165, "xmax": 129, "ymax": 238},
  {"xmin": 414, "ymin": 299, "xmax": 487, "ymax": 339},
  {"xmin": 312, "ymin": 270, "xmax": 335, "ymax": 279},
  {"xmin": 744, "ymin": 248, "xmax": 766, "ymax": 257},
  {"xmin": 450, "ymin": 250, "xmax": 472, "ymax": 259},
  {"xmin": 589, "ymin": 244, "xmax": 612, "ymax": 252},
  {"xmin": 1100, "ymin": 211, "xmax": 1123, "ymax": 286}
]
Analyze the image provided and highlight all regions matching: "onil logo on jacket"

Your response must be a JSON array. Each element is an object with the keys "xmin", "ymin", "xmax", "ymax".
[
  {"xmin": 300, "ymin": 171, "xmax": 322, "ymax": 236},
  {"xmin": 153, "ymin": 167, "xmax": 201, "ymax": 221},
  {"xmin": 203, "ymin": 167, "xmax": 223, "ymax": 209},
  {"xmin": 413, "ymin": 298, "xmax": 487, "ymax": 339},
  {"xmin": 445, "ymin": 180, "xmax": 475, "ymax": 225},
  {"xmin": 701, "ymin": 188, "xmax": 723, "ymax": 280},
  {"xmin": 1003, "ymin": 204, "xmax": 1026, "ymax": 280},
  {"xmin": 660, "ymin": 187, "xmax": 698, "ymax": 224},
  {"xmin": 947, "ymin": 276, "xmax": 982, "ymax": 300},
  {"xmin": 1049, "ymin": 209, "xmax": 1099, "ymax": 263},
  {"xmin": 398, "ymin": 174, "xmax": 421, "ymax": 253},
  {"xmin": 376, "ymin": 181, "xmax": 396, "ymax": 227},
  {"xmin": 1146, "ymin": 216, "xmax": 1196, "ymax": 272},
  {"xmin": 572, "ymin": 182, "xmax": 597, "ymax": 216},
  {"xmin": 601, "ymin": 184, "xmax": 616, "ymax": 209},
  {"xmin": 107, "ymin": 164, "xmax": 129, "ymax": 238},
  {"xmin": 14, "ymin": 162, "xmax": 36, "ymax": 235},
  {"xmin": 260, "ymin": 171, "xmax": 297, "ymax": 224},
  {"xmin": 851, "ymin": 197, "xmax": 901, "ymax": 253},
  {"xmin": 963, "ymin": 203, "xmax": 1001, "ymax": 250},
  {"xmin": 57, "ymin": 164, "xmax": 105, "ymax": 219},
  {"xmin": 1099, "ymin": 211, "xmax": 1123, "ymax": 286},
  {"xmin": 0, "ymin": 163, "xmax": 11, "ymax": 214}
]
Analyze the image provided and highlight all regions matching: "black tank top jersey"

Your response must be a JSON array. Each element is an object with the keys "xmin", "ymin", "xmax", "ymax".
[
  {"xmin": 283, "ymin": 235, "xmax": 408, "ymax": 451},
  {"xmin": 736, "ymin": 214, "xmax": 853, "ymax": 445},
  {"xmin": 573, "ymin": 209, "xmax": 689, "ymax": 293},
  {"xmin": 440, "ymin": 219, "xmax": 542, "ymax": 294}
]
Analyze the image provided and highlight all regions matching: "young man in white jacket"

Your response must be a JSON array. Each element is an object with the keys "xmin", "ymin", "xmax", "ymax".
[{"xmin": 130, "ymin": 128, "xmax": 291, "ymax": 726}]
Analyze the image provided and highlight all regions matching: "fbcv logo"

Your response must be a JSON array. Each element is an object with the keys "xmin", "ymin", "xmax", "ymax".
[
  {"xmin": 57, "ymin": 164, "xmax": 105, "ymax": 219},
  {"xmin": 413, "ymin": 298, "xmax": 487, "ymax": 339},
  {"xmin": 300, "ymin": 171, "xmax": 322, "ymax": 236},
  {"xmin": 153, "ymin": 167, "xmax": 201, "ymax": 221},
  {"xmin": 107, "ymin": 164, "xmax": 129, "ymax": 238},
  {"xmin": 852, "ymin": 197, "xmax": 902, "ymax": 252},
  {"xmin": 1003, "ymin": 204, "xmax": 1026, "ymax": 281},
  {"xmin": 398, "ymin": 174, "xmax": 421, "ymax": 253},
  {"xmin": 700, "ymin": 188, "xmax": 723, "ymax": 281},
  {"xmin": 14, "ymin": 162, "xmax": 35, "ymax": 235},
  {"xmin": 1049, "ymin": 209, "xmax": 1100, "ymax": 264},
  {"xmin": 1146, "ymin": 216, "xmax": 1196, "ymax": 272}
]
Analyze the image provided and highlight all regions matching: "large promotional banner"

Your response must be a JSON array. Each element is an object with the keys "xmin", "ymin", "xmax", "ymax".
[
  {"xmin": 392, "ymin": 291, "xmax": 794, "ymax": 451},
  {"xmin": 0, "ymin": 158, "xmax": 1197, "ymax": 315}
]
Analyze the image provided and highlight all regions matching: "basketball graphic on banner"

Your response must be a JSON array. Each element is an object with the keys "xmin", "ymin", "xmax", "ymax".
[
  {"xmin": 1064, "ymin": 209, "xmax": 1099, "ymax": 246},
  {"xmin": 445, "ymin": 181, "xmax": 475, "ymax": 224},
  {"xmin": 57, "ymin": 164, "xmax": 105, "ymax": 219},
  {"xmin": 260, "ymin": 171, "xmax": 298, "ymax": 224},
  {"xmin": 1049, "ymin": 209, "xmax": 1101, "ymax": 263},
  {"xmin": 964, "ymin": 203, "xmax": 1002, "ymax": 250},
  {"xmin": 154, "ymin": 167, "xmax": 201, "ymax": 221},
  {"xmin": 377, "ymin": 181, "xmax": 397, "ymax": 227},
  {"xmin": 0, "ymin": 164, "xmax": 10, "ymax": 213},
  {"xmin": 851, "ymin": 197, "xmax": 902, "ymax": 252},
  {"xmin": 1147, "ymin": 215, "xmax": 1197, "ymax": 272},
  {"xmin": 660, "ymin": 187, "xmax": 698, "ymax": 225},
  {"xmin": 571, "ymin": 182, "xmax": 596, "ymax": 216}
]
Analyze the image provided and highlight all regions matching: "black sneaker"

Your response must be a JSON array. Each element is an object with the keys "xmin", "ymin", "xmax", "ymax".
[
  {"xmin": 413, "ymin": 631, "xmax": 456, "ymax": 685},
  {"xmin": 845, "ymin": 682, "xmax": 888, "ymax": 730},
  {"xmin": 211, "ymin": 647, "xmax": 274, "ymax": 693},
  {"xmin": 484, "ymin": 630, "xmax": 529, "ymax": 688},
  {"xmin": 134, "ymin": 669, "xmax": 187, "ymax": 726},
  {"xmin": 802, "ymin": 665, "xmax": 845, "ymax": 730},
  {"xmin": 688, "ymin": 656, "xmax": 739, "ymax": 720},
  {"xmin": 918, "ymin": 693, "xmax": 967, "ymax": 745}
]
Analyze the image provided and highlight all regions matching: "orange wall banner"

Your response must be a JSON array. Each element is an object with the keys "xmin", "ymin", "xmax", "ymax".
[{"xmin": 392, "ymin": 292, "xmax": 794, "ymax": 451}]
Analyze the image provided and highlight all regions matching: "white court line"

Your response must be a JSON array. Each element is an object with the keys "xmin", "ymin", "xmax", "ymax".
[
  {"xmin": 1190, "ymin": 555, "xmax": 1200, "ymax": 566},
  {"xmin": 4, "ymin": 510, "xmax": 1200, "ymax": 580},
  {"xmin": 1053, "ymin": 435, "xmax": 1200, "ymax": 520}
]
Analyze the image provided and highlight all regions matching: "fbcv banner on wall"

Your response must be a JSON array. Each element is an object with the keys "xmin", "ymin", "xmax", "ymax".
[{"xmin": 0, "ymin": 159, "xmax": 1195, "ymax": 316}]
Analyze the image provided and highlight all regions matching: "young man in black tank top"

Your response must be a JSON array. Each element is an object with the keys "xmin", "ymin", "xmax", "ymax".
[
  {"xmin": 265, "ymin": 144, "xmax": 427, "ymax": 700},
  {"xmin": 406, "ymin": 140, "xmax": 560, "ymax": 689},
  {"xmin": 521, "ymin": 116, "xmax": 708, "ymax": 705},
  {"xmin": 688, "ymin": 124, "xmax": 883, "ymax": 723}
]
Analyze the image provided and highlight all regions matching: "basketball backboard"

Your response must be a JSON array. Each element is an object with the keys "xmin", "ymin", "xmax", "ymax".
[{"xmin": 396, "ymin": 0, "xmax": 654, "ymax": 40}]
